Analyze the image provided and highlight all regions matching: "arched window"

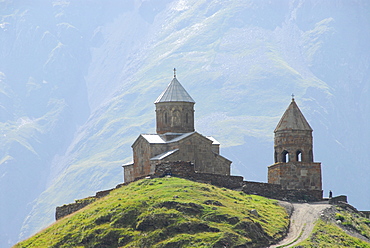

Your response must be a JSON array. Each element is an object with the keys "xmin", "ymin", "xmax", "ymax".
[
  {"xmin": 282, "ymin": 150, "xmax": 289, "ymax": 163},
  {"xmin": 296, "ymin": 150, "xmax": 302, "ymax": 162},
  {"xmin": 274, "ymin": 151, "xmax": 278, "ymax": 163},
  {"xmin": 164, "ymin": 112, "xmax": 168, "ymax": 124},
  {"xmin": 172, "ymin": 110, "xmax": 180, "ymax": 126},
  {"xmin": 186, "ymin": 113, "xmax": 189, "ymax": 124}
]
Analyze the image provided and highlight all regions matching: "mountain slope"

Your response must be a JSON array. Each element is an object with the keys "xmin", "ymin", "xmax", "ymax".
[{"xmin": 15, "ymin": 177, "xmax": 289, "ymax": 248}]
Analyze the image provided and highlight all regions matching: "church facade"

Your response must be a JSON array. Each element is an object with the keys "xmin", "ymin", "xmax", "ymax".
[
  {"xmin": 123, "ymin": 71, "xmax": 231, "ymax": 183},
  {"xmin": 268, "ymin": 98, "xmax": 322, "ymax": 191}
]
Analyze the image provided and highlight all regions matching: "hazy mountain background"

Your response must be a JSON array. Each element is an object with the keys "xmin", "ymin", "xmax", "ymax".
[{"xmin": 0, "ymin": 0, "xmax": 369, "ymax": 246}]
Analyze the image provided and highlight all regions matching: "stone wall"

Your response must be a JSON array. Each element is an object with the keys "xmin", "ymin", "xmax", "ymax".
[
  {"xmin": 123, "ymin": 163, "xmax": 134, "ymax": 183},
  {"xmin": 56, "ymin": 161, "xmax": 324, "ymax": 220},
  {"xmin": 242, "ymin": 181, "xmax": 282, "ymax": 199},
  {"xmin": 281, "ymin": 189, "xmax": 323, "ymax": 202},
  {"xmin": 153, "ymin": 160, "xmax": 195, "ymax": 177},
  {"xmin": 361, "ymin": 211, "xmax": 370, "ymax": 218},
  {"xmin": 243, "ymin": 181, "xmax": 323, "ymax": 202},
  {"xmin": 55, "ymin": 197, "xmax": 96, "ymax": 220},
  {"xmin": 329, "ymin": 195, "xmax": 348, "ymax": 204},
  {"xmin": 153, "ymin": 161, "xmax": 242, "ymax": 189},
  {"xmin": 132, "ymin": 136, "xmax": 152, "ymax": 180},
  {"xmin": 55, "ymin": 186, "xmax": 122, "ymax": 220}
]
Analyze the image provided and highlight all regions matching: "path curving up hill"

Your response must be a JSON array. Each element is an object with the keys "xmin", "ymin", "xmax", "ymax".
[{"xmin": 270, "ymin": 202, "xmax": 331, "ymax": 248}]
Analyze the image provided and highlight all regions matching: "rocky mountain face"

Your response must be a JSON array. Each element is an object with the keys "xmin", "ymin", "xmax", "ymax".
[{"xmin": 0, "ymin": 0, "xmax": 369, "ymax": 246}]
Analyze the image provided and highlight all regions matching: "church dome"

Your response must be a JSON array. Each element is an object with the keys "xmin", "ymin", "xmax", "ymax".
[{"xmin": 154, "ymin": 75, "xmax": 195, "ymax": 103}]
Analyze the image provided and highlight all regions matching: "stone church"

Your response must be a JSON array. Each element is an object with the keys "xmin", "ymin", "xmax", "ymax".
[
  {"xmin": 56, "ymin": 75, "xmax": 327, "ymax": 221},
  {"xmin": 268, "ymin": 97, "xmax": 322, "ymax": 191},
  {"xmin": 123, "ymin": 71, "xmax": 231, "ymax": 183}
]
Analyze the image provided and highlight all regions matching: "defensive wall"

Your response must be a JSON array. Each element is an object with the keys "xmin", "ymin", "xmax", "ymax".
[
  {"xmin": 152, "ymin": 161, "xmax": 243, "ymax": 189},
  {"xmin": 56, "ymin": 161, "xmax": 325, "ymax": 220},
  {"xmin": 328, "ymin": 195, "xmax": 348, "ymax": 205},
  {"xmin": 242, "ymin": 181, "xmax": 322, "ymax": 202},
  {"xmin": 55, "ymin": 184, "xmax": 124, "ymax": 220},
  {"xmin": 361, "ymin": 211, "xmax": 370, "ymax": 218}
]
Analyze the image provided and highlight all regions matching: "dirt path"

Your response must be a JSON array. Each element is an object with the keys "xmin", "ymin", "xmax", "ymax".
[{"xmin": 270, "ymin": 202, "xmax": 330, "ymax": 248}]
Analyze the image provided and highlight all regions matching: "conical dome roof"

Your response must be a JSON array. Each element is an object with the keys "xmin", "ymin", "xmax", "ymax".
[
  {"xmin": 154, "ymin": 77, "xmax": 195, "ymax": 103},
  {"xmin": 274, "ymin": 99, "xmax": 312, "ymax": 132}
]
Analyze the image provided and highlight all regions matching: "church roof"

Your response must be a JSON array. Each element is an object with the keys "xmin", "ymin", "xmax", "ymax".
[
  {"xmin": 274, "ymin": 99, "xmax": 313, "ymax": 132},
  {"xmin": 154, "ymin": 77, "xmax": 195, "ymax": 103},
  {"xmin": 206, "ymin": 136, "xmax": 220, "ymax": 145},
  {"xmin": 139, "ymin": 132, "xmax": 219, "ymax": 145},
  {"xmin": 150, "ymin": 149, "xmax": 179, "ymax": 161},
  {"xmin": 141, "ymin": 134, "xmax": 167, "ymax": 144}
]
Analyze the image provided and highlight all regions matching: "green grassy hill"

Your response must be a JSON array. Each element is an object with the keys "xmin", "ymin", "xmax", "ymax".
[
  {"xmin": 15, "ymin": 176, "xmax": 370, "ymax": 247},
  {"xmin": 15, "ymin": 177, "xmax": 289, "ymax": 248}
]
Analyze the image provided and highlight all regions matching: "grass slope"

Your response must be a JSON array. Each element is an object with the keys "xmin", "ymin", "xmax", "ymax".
[
  {"xmin": 296, "ymin": 220, "xmax": 370, "ymax": 248},
  {"xmin": 296, "ymin": 205, "xmax": 370, "ymax": 247},
  {"xmin": 15, "ymin": 177, "xmax": 289, "ymax": 248}
]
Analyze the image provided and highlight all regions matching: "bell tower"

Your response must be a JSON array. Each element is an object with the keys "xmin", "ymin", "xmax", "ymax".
[
  {"xmin": 154, "ymin": 69, "xmax": 195, "ymax": 134},
  {"xmin": 268, "ymin": 97, "xmax": 322, "ymax": 191},
  {"xmin": 273, "ymin": 97, "xmax": 314, "ymax": 164}
]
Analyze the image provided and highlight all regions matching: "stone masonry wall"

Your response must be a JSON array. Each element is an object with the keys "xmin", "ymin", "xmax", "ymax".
[
  {"xmin": 361, "ymin": 211, "xmax": 370, "ymax": 218},
  {"xmin": 55, "ymin": 186, "xmax": 122, "ymax": 220},
  {"xmin": 156, "ymin": 102, "xmax": 195, "ymax": 134},
  {"xmin": 242, "ymin": 181, "xmax": 282, "ymax": 199},
  {"xmin": 56, "ymin": 197, "xmax": 96, "ymax": 220},
  {"xmin": 329, "ymin": 195, "xmax": 348, "ymax": 204},
  {"xmin": 268, "ymin": 162, "xmax": 322, "ymax": 190},
  {"xmin": 153, "ymin": 161, "xmax": 242, "ymax": 189},
  {"xmin": 243, "ymin": 181, "xmax": 323, "ymax": 202},
  {"xmin": 162, "ymin": 134, "xmax": 231, "ymax": 176}
]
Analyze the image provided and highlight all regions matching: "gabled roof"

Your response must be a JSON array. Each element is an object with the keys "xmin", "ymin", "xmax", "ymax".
[
  {"xmin": 150, "ymin": 149, "xmax": 179, "ymax": 161},
  {"xmin": 167, "ymin": 132, "xmax": 196, "ymax": 143},
  {"xmin": 206, "ymin": 136, "xmax": 220, "ymax": 145},
  {"xmin": 137, "ymin": 132, "xmax": 218, "ymax": 145},
  {"xmin": 274, "ymin": 99, "xmax": 312, "ymax": 132},
  {"xmin": 154, "ymin": 77, "xmax": 195, "ymax": 103},
  {"xmin": 141, "ymin": 134, "xmax": 167, "ymax": 144}
]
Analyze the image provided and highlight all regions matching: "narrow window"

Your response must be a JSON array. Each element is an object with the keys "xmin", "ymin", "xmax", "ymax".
[
  {"xmin": 282, "ymin": 150, "xmax": 289, "ymax": 163},
  {"xmin": 296, "ymin": 150, "xmax": 302, "ymax": 162},
  {"xmin": 164, "ymin": 112, "xmax": 168, "ymax": 124},
  {"xmin": 186, "ymin": 113, "xmax": 189, "ymax": 124},
  {"xmin": 173, "ymin": 110, "xmax": 180, "ymax": 126},
  {"xmin": 274, "ymin": 151, "xmax": 277, "ymax": 163}
]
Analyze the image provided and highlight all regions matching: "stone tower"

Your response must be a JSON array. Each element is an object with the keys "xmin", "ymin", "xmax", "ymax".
[
  {"xmin": 154, "ymin": 69, "xmax": 195, "ymax": 134},
  {"xmin": 268, "ymin": 98, "xmax": 322, "ymax": 191}
]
